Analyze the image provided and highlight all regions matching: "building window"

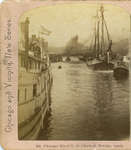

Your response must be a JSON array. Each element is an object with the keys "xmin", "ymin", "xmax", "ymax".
[
  {"xmin": 33, "ymin": 84, "xmax": 37, "ymax": 97},
  {"xmin": 18, "ymin": 89, "xmax": 20, "ymax": 102},
  {"xmin": 28, "ymin": 59, "xmax": 32, "ymax": 69},
  {"xmin": 21, "ymin": 56, "xmax": 26, "ymax": 68},
  {"xmin": 35, "ymin": 61, "xmax": 37, "ymax": 69},
  {"xmin": 25, "ymin": 88, "xmax": 27, "ymax": 101},
  {"xmin": 38, "ymin": 62, "xmax": 40, "ymax": 69}
]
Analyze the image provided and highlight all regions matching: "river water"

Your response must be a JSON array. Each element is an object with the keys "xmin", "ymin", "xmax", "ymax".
[{"xmin": 38, "ymin": 62, "xmax": 130, "ymax": 140}]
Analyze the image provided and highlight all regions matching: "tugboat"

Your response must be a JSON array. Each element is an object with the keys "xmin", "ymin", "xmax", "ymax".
[
  {"xmin": 113, "ymin": 15, "xmax": 131, "ymax": 79},
  {"xmin": 86, "ymin": 5, "xmax": 114, "ymax": 70},
  {"xmin": 113, "ymin": 56, "xmax": 129, "ymax": 79}
]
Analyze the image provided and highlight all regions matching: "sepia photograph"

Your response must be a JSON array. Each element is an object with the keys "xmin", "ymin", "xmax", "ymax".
[{"xmin": 18, "ymin": 3, "xmax": 130, "ymax": 141}]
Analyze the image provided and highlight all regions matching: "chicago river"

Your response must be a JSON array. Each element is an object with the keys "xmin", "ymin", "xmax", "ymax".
[{"xmin": 38, "ymin": 62, "xmax": 129, "ymax": 140}]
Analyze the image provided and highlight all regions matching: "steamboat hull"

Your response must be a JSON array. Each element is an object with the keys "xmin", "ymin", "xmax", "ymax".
[
  {"xmin": 18, "ymin": 105, "xmax": 48, "ymax": 140},
  {"xmin": 18, "ymin": 68, "xmax": 53, "ymax": 140},
  {"xmin": 87, "ymin": 61, "xmax": 114, "ymax": 70},
  {"xmin": 113, "ymin": 67, "xmax": 129, "ymax": 79}
]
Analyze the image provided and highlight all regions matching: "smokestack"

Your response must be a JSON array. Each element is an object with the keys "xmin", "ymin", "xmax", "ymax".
[{"xmin": 24, "ymin": 17, "xmax": 30, "ymax": 70}]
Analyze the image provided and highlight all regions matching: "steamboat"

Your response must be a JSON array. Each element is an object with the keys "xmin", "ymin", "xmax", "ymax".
[{"xmin": 18, "ymin": 18, "xmax": 53, "ymax": 140}]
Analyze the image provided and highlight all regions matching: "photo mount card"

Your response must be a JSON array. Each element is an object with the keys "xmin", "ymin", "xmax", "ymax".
[{"xmin": 0, "ymin": 0, "xmax": 131, "ymax": 150}]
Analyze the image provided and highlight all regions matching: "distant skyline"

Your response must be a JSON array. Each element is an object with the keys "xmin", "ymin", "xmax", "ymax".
[{"xmin": 20, "ymin": 3, "xmax": 130, "ymax": 47}]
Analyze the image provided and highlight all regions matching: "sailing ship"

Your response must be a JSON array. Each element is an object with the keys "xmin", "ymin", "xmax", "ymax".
[{"xmin": 86, "ymin": 5, "xmax": 114, "ymax": 70}]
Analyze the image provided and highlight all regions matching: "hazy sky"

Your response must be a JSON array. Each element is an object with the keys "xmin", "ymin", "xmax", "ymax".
[{"xmin": 20, "ymin": 3, "xmax": 130, "ymax": 47}]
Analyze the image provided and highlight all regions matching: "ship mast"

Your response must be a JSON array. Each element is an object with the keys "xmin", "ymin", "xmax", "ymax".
[
  {"xmin": 97, "ymin": 11, "xmax": 100, "ymax": 58},
  {"xmin": 94, "ymin": 22, "xmax": 97, "ymax": 57},
  {"xmin": 100, "ymin": 5, "xmax": 104, "ymax": 56},
  {"xmin": 99, "ymin": 5, "xmax": 111, "ymax": 57},
  {"xmin": 129, "ymin": 15, "xmax": 131, "ymax": 58},
  {"xmin": 91, "ymin": 12, "xmax": 97, "ymax": 57},
  {"xmin": 90, "ymin": 5, "xmax": 111, "ymax": 58}
]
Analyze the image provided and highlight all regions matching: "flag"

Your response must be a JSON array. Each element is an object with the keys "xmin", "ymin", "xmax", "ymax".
[{"xmin": 40, "ymin": 25, "xmax": 52, "ymax": 36}]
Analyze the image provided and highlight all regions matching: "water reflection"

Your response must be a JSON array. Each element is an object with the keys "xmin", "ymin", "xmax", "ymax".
[{"xmin": 38, "ymin": 63, "xmax": 129, "ymax": 140}]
